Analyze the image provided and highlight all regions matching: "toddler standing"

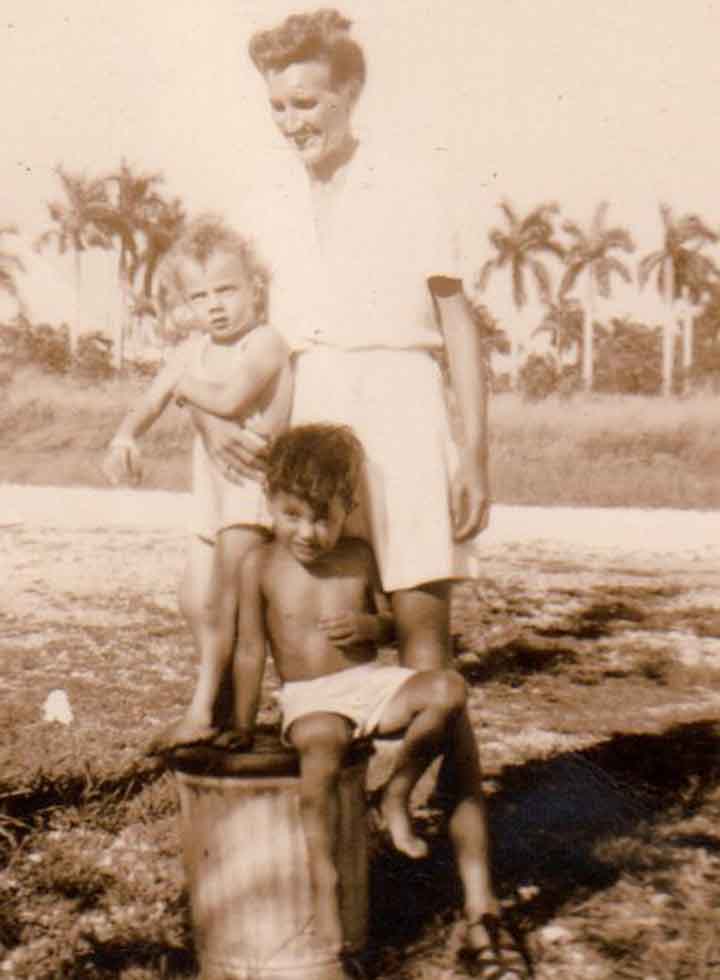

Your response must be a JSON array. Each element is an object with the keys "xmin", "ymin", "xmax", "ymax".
[{"xmin": 103, "ymin": 214, "xmax": 292, "ymax": 753}]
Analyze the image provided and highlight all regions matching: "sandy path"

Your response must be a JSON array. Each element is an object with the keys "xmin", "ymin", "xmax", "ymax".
[{"xmin": 2, "ymin": 482, "xmax": 720, "ymax": 560}]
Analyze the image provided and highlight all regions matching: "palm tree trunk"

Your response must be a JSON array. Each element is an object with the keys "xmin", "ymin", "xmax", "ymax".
[
  {"xmin": 583, "ymin": 277, "xmax": 595, "ymax": 391},
  {"xmin": 71, "ymin": 250, "xmax": 83, "ymax": 359},
  {"xmin": 661, "ymin": 265, "xmax": 675, "ymax": 397},
  {"xmin": 681, "ymin": 312, "xmax": 693, "ymax": 394},
  {"xmin": 508, "ymin": 333, "xmax": 520, "ymax": 389},
  {"xmin": 114, "ymin": 252, "xmax": 129, "ymax": 372}
]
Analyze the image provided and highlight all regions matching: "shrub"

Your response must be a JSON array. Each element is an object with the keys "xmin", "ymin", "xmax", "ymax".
[
  {"xmin": 518, "ymin": 353, "xmax": 559, "ymax": 401},
  {"xmin": 594, "ymin": 319, "xmax": 663, "ymax": 395},
  {"xmin": 73, "ymin": 332, "xmax": 115, "ymax": 381},
  {"xmin": 25, "ymin": 322, "xmax": 71, "ymax": 375}
]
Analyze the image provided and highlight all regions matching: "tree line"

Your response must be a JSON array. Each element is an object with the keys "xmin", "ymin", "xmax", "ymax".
[
  {"xmin": 2, "ymin": 165, "xmax": 720, "ymax": 395},
  {"xmin": 474, "ymin": 200, "xmax": 720, "ymax": 396}
]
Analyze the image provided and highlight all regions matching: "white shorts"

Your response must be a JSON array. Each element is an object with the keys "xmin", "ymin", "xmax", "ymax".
[
  {"xmin": 190, "ymin": 436, "xmax": 272, "ymax": 542},
  {"xmin": 291, "ymin": 347, "xmax": 481, "ymax": 591},
  {"xmin": 278, "ymin": 662, "xmax": 416, "ymax": 744}
]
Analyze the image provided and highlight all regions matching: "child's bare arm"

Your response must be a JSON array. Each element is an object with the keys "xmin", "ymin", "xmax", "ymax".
[
  {"xmin": 318, "ymin": 544, "xmax": 395, "ymax": 647},
  {"xmin": 230, "ymin": 549, "xmax": 269, "ymax": 744},
  {"xmin": 103, "ymin": 345, "xmax": 193, "ymax": 485},
  {"xmin": 175, "ymin": 328, "xmax": 288, "ymax": 420}
]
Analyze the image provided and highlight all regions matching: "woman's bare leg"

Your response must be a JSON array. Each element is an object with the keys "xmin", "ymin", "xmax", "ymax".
[{"xmin": 391, "ymin": 583, "xmax": 499, "ymax": 922}]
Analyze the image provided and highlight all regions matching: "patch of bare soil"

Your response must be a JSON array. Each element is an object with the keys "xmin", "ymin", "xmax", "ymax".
[{"xmin": 1, "ymin": 500, "xmax": 720, "ymax": 979}]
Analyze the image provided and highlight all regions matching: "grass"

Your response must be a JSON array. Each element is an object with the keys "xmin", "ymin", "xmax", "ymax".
[
  {"xmin": 1, "ymin": 367, "xmax": 719, "ymax": 507},
  {"xmin": 3, "ymin": 522, "xmax": 720, "ymax": 978},
  {"xmin": 489, "ymin": 391, "xmax": 720, "ymax": 509}
]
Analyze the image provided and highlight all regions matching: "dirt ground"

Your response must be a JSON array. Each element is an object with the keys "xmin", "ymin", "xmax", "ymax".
[{"xmin": 2, "ymin": 486, "xmax": 720, "ymax": 979}]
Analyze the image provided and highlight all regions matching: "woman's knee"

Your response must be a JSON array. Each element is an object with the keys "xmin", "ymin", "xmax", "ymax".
[
  {"xmin": 391, "ymin": 582, "xmax": 452, "ymax": 668},
  {"xmin": 427, "ymin": 668, "xmax": 467, "ymax": 717}
]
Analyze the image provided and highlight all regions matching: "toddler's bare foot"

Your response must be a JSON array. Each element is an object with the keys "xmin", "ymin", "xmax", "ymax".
[
  {"xmin": 379, "ymin": 791, "xmax": 428, "ymax": 859},
  {"xmin": 213, "ymin": 728, "xmax": 255, "ymax": 752},
  {"xmin": 146, "ymin": 717, "xmax": 218, "ymax": 756}
]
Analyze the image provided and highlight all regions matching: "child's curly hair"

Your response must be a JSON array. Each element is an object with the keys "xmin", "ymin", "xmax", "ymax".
[
  {"xmin": 249, "ymin": 9, "xmax": 366, "ymax": 92},
  {"xmin": 158, "ymin": 213, "xmax": 269, "ymax": 324},
  {"xmin": 265, "ymin": 424, "xmax": 364, "ymax": 516}
]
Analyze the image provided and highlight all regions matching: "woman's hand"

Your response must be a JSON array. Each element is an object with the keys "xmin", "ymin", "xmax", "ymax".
[
  {"xmin": 318, "ymin": 612, "xmax": 379, "ymax": 647},
  {"xmin": 191, "ymin": 409, "xmax": 269, "ymax": 483},
  {"xmin": 450, "ymin": 453, "xmax": 490, "ymax": 541}
]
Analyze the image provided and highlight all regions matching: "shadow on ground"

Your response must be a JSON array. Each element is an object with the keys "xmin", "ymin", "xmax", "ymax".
[{"xmin": 365, "ymin": 720, "xmax": 720, "ymax": 971}]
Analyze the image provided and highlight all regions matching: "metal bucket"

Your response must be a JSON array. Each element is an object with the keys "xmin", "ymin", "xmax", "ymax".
[{"xmin": 172, "ymin": 735, "xmax": 369, "ymax": 980}]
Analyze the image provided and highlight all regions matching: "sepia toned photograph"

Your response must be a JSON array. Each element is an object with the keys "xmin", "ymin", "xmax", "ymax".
[{"xmin": 2, "ymin": 2, "xmax": 719, "ymax": 977}]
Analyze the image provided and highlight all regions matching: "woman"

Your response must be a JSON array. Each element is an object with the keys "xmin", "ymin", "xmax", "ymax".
[{"xmin": 198, "ymin": 10, "xmax": 529, "ymax": 977}]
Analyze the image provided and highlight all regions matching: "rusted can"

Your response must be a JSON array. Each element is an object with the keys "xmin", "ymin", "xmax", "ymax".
[{"xmin": 171, "ymin": 734, "xmax": 370, "ymax": 980}]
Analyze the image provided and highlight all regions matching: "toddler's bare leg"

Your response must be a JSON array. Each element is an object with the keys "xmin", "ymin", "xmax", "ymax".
[
  {"xmin": 391, "ymin": 583, "xmax": 499, "ymax": 923},
  {"xmin": 149, "ymin": 528, "xmax": 265, "ymax": 754},
  {"xmin": 147, "ymin": 537, "xmax": 219, "ymax": 753},
  {"xmin": 290, "ymin": 713, "xmax": 352, "ymax": 950},
  {"xmin": 376, "ymin": 669, "xmax": 466, "ymax": 859}
]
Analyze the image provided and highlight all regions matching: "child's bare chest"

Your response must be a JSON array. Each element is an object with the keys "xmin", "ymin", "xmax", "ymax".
[{"xmin": 278, "ymin": 570, "xmax": 367, "ymax": 621}]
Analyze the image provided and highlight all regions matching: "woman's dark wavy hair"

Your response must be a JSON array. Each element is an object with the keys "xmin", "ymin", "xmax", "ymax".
[
  {"xmin": 265, "ymin": 423, "xmax": 364, "ymax": 516},
  {"xmin": 248, "ymin": 9, "xmax": 366, "ymax": 92}
]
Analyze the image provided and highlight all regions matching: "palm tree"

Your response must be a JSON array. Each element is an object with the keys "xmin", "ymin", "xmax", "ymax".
[
  {"xmin": 639, "ymin": 204, "xmax": 719, "ymax": 395},
  {"xmin": 134, "ymin": 196, "xmax": 185, "ymax": 305},
  {"xmin": 35, "ymin": 166, "xmax": 111, "ymax": 355},
  {"xmin": 477, "ymin": 201, "xmax": 564, "ymax": 387},
  {"xmin": 0, "ymin": 224, "xmax": 25, "ymax": 310},
  {"xmin": 533, "ymin": 298, "xmax": 584, "ymax": 365},
  {"xmin": 97, "ymin": 160, "xmax": 167, "ymax": 368},
  {"xmin": 559, "ymin": 202, "xmax": 635, "ymax": 391}
]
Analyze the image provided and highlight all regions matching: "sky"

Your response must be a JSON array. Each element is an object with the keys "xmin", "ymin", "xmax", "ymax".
[{"xmin": 2, "ymin": 0, "xmax": 720, "ymax": 329}]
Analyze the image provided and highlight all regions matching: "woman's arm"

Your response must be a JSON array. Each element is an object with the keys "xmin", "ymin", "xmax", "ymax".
[
  {"xmin": 175, "ymin": 329, "xmax": 287, "ymax": 420},
  {"xmin": 430, "ymin": 276, "xmax": 490, "ymax": 541}
]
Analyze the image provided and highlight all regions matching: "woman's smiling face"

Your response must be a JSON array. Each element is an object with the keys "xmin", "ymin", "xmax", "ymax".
[{"xmin": 264, "ymin": 59, "xmax": 356, "ymax": 175}]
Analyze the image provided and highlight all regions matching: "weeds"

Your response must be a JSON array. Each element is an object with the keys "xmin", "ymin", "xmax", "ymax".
[{"xmin": 3, "ymin": 372, "xmax": 720, "ymax": 506}]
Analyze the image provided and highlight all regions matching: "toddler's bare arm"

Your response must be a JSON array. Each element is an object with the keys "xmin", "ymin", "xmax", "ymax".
[
  {"xmin": 103, "ymin": 346, "xmax": 192, "ymax": 485},
  {"xmin": 175, "ymin": 328, "xmax": 288, "ymax": 419}
]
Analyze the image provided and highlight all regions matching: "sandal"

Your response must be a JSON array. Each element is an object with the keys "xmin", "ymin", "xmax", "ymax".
[{"xmin": 456, "ymin": 912, "xmax": 533, "ymax": 979}]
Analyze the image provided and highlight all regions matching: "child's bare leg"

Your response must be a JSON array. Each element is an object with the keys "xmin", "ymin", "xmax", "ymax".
[
  {"xmin": 205, "ymin": 525, "xmax": 269, "ymax": 732},
  {"xmin": 391, "ymin": 584, "xmax": 500, "ymax": 924},
  {"xmin": 149, "ymin": 528, "xmax": 265, "ymax": 753},
  {"xmin": 147, "ymin": 537, "xmax": 219, "ymax": 752},
  {"xmin": 376, "ymin": 668, "xmax": 466, "ymax": 859},
  {"xmin": 290, "ymin": 713, "xmax": 352, "ymax": 950}
]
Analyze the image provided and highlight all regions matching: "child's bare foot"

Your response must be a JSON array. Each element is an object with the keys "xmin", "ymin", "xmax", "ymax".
[
  {"xmin": 379, "ymin": 791, "xmax": 428, "ymax": 859},
  {"xmin": 146, "ymin": 717, "xmax": 218, "ymax": 756},
  {"xmin": 213, "ymin": 728, "xmax": 255, "ymax": 752}
]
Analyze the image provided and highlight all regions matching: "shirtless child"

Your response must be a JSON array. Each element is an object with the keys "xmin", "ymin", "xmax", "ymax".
[{"xmin": 222, "ymin": 423, "xmax": 469, "ymax": 952}]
